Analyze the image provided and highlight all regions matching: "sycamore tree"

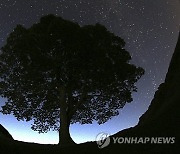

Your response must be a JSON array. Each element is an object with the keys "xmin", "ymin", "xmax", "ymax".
[{"xmin": 0, "ymin": 15, "xmax": 144, "ymax": 145}]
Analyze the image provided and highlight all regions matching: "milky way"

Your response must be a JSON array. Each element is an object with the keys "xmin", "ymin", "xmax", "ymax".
[{"xmin": 0, "ymin": 0, "xmax": 179, "ymax": 144}]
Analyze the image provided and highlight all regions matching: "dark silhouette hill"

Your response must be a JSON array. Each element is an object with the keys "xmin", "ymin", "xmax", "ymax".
[
  {"xmin": 115, "ymin": 32, "xmax": 180, "ymax": 137},
  {"xmin": 0, "ymin": 32, "xmax": 179, "ymax": 154},
  {"xmin": 0, "ymin": 124, "xmax": 13, "ymax": 139},
  {"xmin": 138, "ymin": 31, "xmax": 180, "ymax": 129},
  {"xmin": 108, "ymin": 32, "xmax": 180, "ymax": 153}
]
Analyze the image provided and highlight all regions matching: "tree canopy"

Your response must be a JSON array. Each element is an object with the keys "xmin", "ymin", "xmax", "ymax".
[{"xmin": 0, "ymin": 14, "xmax": 144, "ymax": 144}]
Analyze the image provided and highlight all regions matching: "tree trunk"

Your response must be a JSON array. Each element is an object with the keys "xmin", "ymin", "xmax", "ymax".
[
  {"xmin": 58, "ymin": 108, "xmax": 76, "ymax": 146},
  {"xmin": 58, "ymin": 86, "xmax": 76, "ymax": 146}
]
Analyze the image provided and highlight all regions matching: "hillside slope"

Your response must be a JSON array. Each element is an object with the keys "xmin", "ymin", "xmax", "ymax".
[{"xmin": 0, "ymin": 124, "xmax": 13, "ymax": 139}]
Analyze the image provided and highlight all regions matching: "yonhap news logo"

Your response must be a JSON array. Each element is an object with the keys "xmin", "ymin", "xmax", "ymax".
[
  {"xmin": 95, "ymin": 132, "xmax": 111, "ymax": 149},
  {"xmin": 95, "ymin": 132, "xmax": 175, "ymax": 149},
  {"xmin": 112, "ymin": 137, "xmax": 175, "ymax": 144}
]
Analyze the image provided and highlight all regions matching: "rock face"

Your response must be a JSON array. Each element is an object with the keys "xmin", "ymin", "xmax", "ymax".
[
  {"xmin": 111, "ymin": 33, "xmax": 180, "ymax": 153},
  {"xmin": 138, "ymin": 32, "xmax": 180, "ymax": 136},
  {"xmin": 0, "ymin": 124, "xmax": 13, "ymax": 139}
]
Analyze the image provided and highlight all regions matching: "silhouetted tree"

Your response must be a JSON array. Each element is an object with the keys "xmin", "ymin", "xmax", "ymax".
[{"xmin": 0, "ymin": 15, "xmax": 144, "ymax": 145}]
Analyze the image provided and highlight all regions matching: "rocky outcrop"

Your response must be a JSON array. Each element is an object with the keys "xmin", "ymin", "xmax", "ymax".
[
  {"xmin": 0, "ymin": 124, "xmax": 13, "ymax": 140},
  {"xmin": 110, "ymin": 33, "xmax": 180, "ymax": 153},
  {"xmin": 138, "ymin": 32, "xmax": 180, "ymax": 136}
]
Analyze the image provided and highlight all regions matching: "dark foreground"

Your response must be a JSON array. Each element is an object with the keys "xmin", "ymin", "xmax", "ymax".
[{"xmin": 0, "ymin": 135, "xmax": 179, "ymax": 154}]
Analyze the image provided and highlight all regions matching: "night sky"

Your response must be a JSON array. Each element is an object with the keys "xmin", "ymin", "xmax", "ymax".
[{"xmin": 0, "ymin": 0, "xmax": 179, "ymax": 144}]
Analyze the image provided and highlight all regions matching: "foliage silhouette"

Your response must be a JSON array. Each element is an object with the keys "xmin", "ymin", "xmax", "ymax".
[{"xmin": 0, "ymin": 14, "xmax": 144, "ymax": 145}]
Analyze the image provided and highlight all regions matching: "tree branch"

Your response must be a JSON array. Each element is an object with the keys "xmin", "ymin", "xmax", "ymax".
[{"xmin": 68, "ymin": 90, "xmax": 87, "ymax": 119}]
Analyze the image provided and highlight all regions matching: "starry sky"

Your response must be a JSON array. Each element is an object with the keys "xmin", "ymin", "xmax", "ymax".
[{"xmin": 0, "ymin": 0, "xmax": 179, "ymax": 144}]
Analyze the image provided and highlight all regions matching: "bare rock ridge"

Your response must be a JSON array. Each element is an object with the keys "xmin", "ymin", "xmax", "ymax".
[
  {"xmin": 0, "ymin": 124, "xmax": 13, "ymax": 139},
  {"xmin": 106, "ymin": 32, "xmax": 180, "ymax": 154},
  {"xmin": 138, "ymin": 32, "xmax": 180, "ymax": 134},
  {"xmin": 113, "ymin": 32, "xmax": 180, "ymax": 146}
]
